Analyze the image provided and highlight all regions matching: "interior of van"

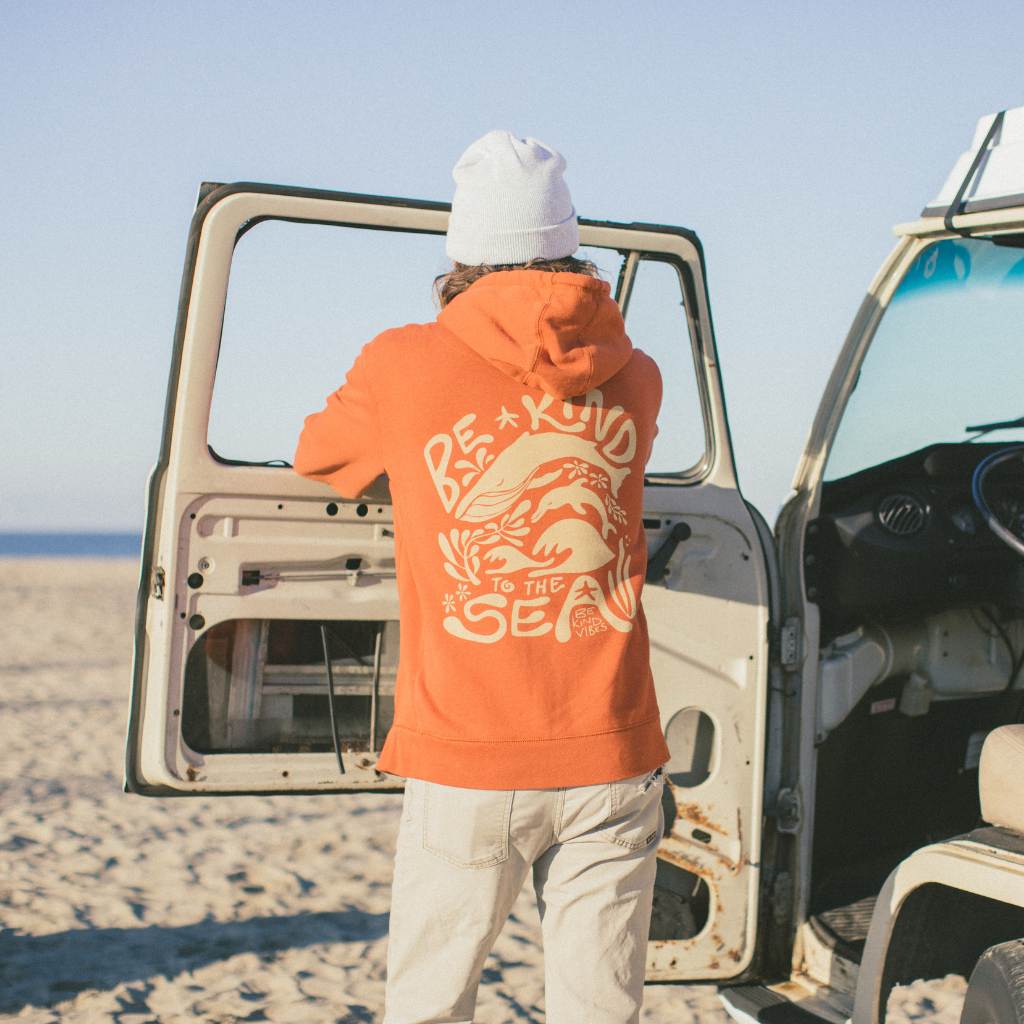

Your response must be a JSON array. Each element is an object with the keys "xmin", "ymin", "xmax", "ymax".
[{"xmin": 802, "ymin": 234, "xmax": 1024, "ymax": 962}]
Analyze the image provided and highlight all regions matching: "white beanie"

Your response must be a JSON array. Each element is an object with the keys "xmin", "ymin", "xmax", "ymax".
[{"xmin": 445, "ymin": 129, "xmax": 580, "ymax": 266}]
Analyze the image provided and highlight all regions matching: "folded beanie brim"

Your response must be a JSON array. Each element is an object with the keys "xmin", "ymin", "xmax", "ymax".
[{"xmin": 446, "ymin": 211, "xmax": 579, "ymax": 265}]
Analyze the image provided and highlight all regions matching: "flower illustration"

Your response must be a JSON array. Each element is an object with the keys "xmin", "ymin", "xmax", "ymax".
[
  {"xmin": 442, "ymin": 593, "xmax": 456, "ymax": 613},
  {"xmin": 455, "ymin": 583, "xmax": 470, "ymax": 601}
]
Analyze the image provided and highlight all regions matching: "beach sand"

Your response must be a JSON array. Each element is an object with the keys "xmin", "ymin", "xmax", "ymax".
[{"xmin": 0, "ymin": 558, "xmax": 963, "ymax": 1022}]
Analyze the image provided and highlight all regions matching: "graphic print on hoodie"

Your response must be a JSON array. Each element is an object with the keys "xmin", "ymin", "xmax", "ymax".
[
  {"xmin": 427, "ymin": 387, "xmax": 640, "ymax": 645},
  {"xmin": 293, "ymin": 269, "xmax": 671, "ymax": 789}
]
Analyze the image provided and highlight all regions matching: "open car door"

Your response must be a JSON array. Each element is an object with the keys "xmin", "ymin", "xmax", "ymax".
[{"xmin": 124, "ymin": 183, "xmax": 774, "ymax": 982}]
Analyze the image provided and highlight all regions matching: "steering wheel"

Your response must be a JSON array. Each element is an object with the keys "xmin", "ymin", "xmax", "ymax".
[{"xmin": 971, "ymin": 443, "xmax": 1024, "ymax": 558}]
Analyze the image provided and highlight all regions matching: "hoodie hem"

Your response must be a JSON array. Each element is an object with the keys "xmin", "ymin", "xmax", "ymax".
[{"xmin": 374, "ymin": 715, "xmax": 671, "ymax": 790}]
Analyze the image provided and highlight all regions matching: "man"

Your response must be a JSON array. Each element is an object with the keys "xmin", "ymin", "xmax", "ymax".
[{"xmin": 293, "ymin": 129, "xmax": 671, "ymax": 1024}]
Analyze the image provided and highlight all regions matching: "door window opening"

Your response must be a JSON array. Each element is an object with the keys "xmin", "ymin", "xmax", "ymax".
[{"xmin": 207, "ymin": 221, "xmax": 709, "ymax": 480}]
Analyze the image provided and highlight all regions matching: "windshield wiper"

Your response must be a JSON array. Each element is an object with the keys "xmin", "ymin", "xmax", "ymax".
[{"xmin": 965, "ymin": 415, "xmax": 1024, "ymax": 441}]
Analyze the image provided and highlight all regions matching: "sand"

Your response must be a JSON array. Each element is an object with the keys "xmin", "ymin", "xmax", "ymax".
[{"xmin": 0, "ymin": 558, "xmax": 962, "ymax": 1022}]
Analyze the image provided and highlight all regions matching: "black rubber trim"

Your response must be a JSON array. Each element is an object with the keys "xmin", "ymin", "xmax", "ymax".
[
  {"xmin": 720, "ymin": 984, "xmax": 831, "ymax": 1023},
  {"xmin": 124, "ymin": 181, "xmax": 725, "ymax": 797},
  {"xmin": 943, "ymin": 111, "xmax": 1007, "ymax": 237},
  {"xmin": 958, "ymin": 825, "xmax": 1024, "ymax": 857},
  {"xmin": 126, "ymin": 783, "xmax": 407, "ymax": 798}
]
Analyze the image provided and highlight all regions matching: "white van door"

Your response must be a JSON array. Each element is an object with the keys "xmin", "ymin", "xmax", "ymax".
[{"xmin": 124, "ymin": 183, "xmax": 774, "ymax": 981}]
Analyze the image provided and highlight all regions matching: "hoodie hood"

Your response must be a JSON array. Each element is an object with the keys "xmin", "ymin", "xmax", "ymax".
[{"xmin": 436, "ymin": 269, "xmax": 633, "ymax": 400}]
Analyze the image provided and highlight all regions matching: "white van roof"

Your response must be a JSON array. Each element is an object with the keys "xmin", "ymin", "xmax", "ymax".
[{"xmin": 922, "ymin": 106, "xmax": 1024, "ymax": 217}]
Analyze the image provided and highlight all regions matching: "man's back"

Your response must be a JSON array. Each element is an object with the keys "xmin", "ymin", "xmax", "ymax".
[
  {"xmin": 297, "ymin": 129, "xmax": 670, "ymax": 1024},
  {"xmin": 294, "ymin": 267, "xmax": 670, "ymax": 788}
]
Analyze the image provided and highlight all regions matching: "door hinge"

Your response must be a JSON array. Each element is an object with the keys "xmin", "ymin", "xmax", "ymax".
[
  {"xmin": 779, "ymin": 617, "xmax": 803, "ymax": 669},
  {"xmin": 769, "ymin": 787, "xmax": 802, "ymax": 834},
  {"xmin": 152, "ymin": 566, "xmax": 166, "ymax": 600}
]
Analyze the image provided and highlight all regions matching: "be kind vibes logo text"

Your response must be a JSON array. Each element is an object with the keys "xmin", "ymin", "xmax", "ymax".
[{"xmin": 424, "ymin": 388, "xmax": 642, "ymax": 645}]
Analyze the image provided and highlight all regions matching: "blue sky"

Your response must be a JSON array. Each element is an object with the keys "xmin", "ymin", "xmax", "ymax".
[{"xmin": 2, "ymin": 1, "xmax": 1022, "ymax": 530}]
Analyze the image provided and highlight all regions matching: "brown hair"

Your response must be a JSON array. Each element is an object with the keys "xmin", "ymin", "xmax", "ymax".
[{"xmin": 433, "ymin": 254, "xmax": 603, "ymax": 309}]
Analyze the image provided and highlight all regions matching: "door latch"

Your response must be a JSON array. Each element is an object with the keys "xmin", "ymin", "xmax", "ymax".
[
  {"xmin": 779, "ymin": 618, "xmax": 803, "ymax": 669},
  {"xmin": 152, "ymin": 566, "xmax": 166, "ymax": 600},
  {"xmin": 645, "ymin": 521, "xmax": 692, "ymax": 583}
]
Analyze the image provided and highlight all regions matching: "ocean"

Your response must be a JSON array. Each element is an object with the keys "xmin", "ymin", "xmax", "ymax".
[{"xmin": 0, "ymin": 532, "xmax": 144, "ymax": 557}]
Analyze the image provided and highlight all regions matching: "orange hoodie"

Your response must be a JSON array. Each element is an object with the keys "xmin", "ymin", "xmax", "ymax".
[{"xmin": 293, "ymin": 269, "xmax": 670, "ymax": 789}]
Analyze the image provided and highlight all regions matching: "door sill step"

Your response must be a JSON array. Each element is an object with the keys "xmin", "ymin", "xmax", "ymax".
[{"xmin": 719, "ymin": 985, "xmax": 835, "ymax": 1024}]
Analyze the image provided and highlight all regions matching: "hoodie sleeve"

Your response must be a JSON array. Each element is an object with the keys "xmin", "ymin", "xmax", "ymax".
[{"xmin": 292, "ymin": 341, "xmax": 386, "ymax": 499}]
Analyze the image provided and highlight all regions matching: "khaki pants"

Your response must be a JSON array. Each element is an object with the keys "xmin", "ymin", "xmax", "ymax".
[{"xmin": 383, "ymin": 763, "xmax": 667, "ymax": 1023}]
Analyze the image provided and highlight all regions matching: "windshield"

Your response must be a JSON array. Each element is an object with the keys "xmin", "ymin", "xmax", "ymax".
[{"xmin": 824, "ymin": 236, "xmax": 1024, "ymax": 481}]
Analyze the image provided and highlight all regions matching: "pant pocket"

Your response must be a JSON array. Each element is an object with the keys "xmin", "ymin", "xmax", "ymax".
[
  {"xmin": 600, "ymin": 765, "xmax": 666, "ymax": 850},
  {"xmin": 422, "ymin": 782, "xmax": 514, "ymax": 868}
]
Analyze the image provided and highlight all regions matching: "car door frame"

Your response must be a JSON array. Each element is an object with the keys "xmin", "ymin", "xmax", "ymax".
[
  {"xmin": 125, "ymin": 181, "xmax": 748, "ymax": 795},
  {"xmin": 123, "ymin": 181, "xmax": 779, "ymax": 984}
]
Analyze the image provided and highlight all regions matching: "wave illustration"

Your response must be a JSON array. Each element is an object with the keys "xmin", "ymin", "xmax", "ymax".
[{"xmin": 528, "ymin": 520, "xmax": 615, "ymax": 577}]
